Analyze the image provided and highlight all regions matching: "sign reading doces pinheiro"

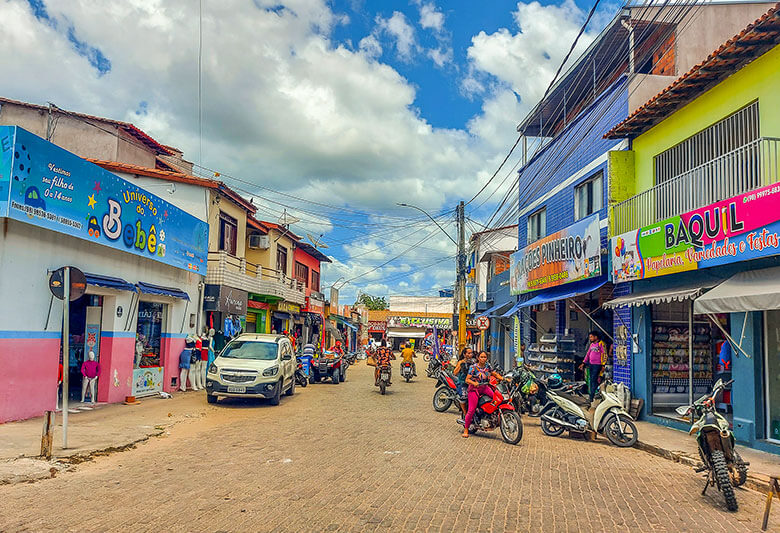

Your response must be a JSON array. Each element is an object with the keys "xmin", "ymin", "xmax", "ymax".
[
  {"xmin": 612, "ymin": 182, "xmax": 780, "ymax": 282},
  {"xmin": 510, "ymin": 214, "xmax": 601, "ymax": 294},
  {"xmin": 2, "ymin": 126, "xmax": 207, "ymax": 273}
]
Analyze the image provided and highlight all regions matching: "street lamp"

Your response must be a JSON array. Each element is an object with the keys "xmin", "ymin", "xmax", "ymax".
[{"xmin": 397, "ymin": 201, "xmax": 467, "ymax": 352}]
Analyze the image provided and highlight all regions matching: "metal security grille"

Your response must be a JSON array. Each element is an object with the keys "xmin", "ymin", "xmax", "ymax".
[{"xmin": 654, "ymin": 101, "xmax": 759, "ymax": 184}]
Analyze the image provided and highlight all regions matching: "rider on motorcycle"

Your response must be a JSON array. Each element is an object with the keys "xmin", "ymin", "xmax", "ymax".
[
  {"xmin": 374, "ymin": 340, "xmax": 395, "ymax": 386},
  {"xmin": 462, "ymin": 350, "xmax": 504, "ymax": 438},
  {"xmin": 399, "ymin": 343, "xmax": 416, "ymax": 377}
]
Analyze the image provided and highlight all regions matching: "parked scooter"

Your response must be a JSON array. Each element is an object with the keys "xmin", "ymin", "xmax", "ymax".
[
  {"xmin": 675, "ymin": 379, "xmax": 748, "ymax": 512},
  {"xmin": 456, "ymin": 384, "xmax": 523, "ymax": 445},
  {"xmin": 539, "ymin": 379, "xmax": 638, "ymax": 447},
  {"xmin": 294, "ymin": 356, "xmax": 309, "ymax": 388}
]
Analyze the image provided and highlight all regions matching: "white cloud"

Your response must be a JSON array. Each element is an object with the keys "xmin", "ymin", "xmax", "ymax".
[
  {"xmin": 375, "ymin": 11, "xmax": 418, "ymax": 61},
  {"xmin": 417, "ymin": 2, "xmax": 444, "ymax": 32},
  {"xmin": 358, "ymin": 35, "xmax": 382, "ymax": 58},
  {"xmin": 428, "ymin": 47, "xmax": 452, "ymax": 68}
]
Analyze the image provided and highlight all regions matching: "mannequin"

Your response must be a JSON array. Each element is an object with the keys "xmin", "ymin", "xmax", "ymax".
[
  {"xmin": 80, "ymin": 351, "xmax": 99, "ymax": 403},
  {"xmin": 200, "ymin": 332, "xmax": 211, "ymax": 385},
  {"xmin": 179, "ymin": 337, "xmax": 195, "ymax": 392},
  {"xmin": 135, "ymin": 336, "xmax": 145, "ymax": 368},
  {"xmin": 191, "ymin": 336, "xmax": 204, "ymax": 390}
]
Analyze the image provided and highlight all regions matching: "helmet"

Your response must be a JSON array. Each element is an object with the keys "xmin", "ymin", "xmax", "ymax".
[{"xmin": 547, "ymin": 374, "xmax": 563, "ymax": 388}]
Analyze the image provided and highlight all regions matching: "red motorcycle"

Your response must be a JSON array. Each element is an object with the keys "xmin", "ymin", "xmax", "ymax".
[
  {"xmin": 432, "ymin": 365, "xmax": 459, "ymax": 412},
  {"xmin": 458, "ymin": 385, "xmax": 524, "ymax": 445}
]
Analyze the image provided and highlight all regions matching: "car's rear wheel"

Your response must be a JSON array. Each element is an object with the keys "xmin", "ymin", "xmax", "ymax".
[{"xmin": 269, "ymin": 381, "xmax": 281, "ymax": 406}]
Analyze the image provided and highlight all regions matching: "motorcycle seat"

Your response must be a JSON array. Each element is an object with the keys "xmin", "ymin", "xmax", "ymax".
[{"xmin": 477, "ymin": 395, "xmax": 494, "ymax": 407}]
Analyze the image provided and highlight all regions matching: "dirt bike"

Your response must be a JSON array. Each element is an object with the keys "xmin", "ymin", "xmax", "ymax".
[
  {"xmin": 675, "ymin": 378, "xmax": 748, "ymax": 512},
  {"xmin": 457, "ymin": 384, "xmax": 523, "ymax": 445}
]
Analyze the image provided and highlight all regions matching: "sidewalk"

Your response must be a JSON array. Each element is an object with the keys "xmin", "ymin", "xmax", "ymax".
[
  {"xmin": 634, "ymin": 420, "xmax": 780, "ymax": 493},
  {"xmin": 0, "ymin": 390, "xmax": 208, "ymax": 484}
]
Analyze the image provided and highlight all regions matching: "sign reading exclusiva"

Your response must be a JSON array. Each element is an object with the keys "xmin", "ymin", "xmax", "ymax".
[
  {"xmin": 612, "ymin": 183, "xmax": 780, "ymax": 282},
  {"xmin": 1, "ymin": 126, "xmax": 208, "ymax": 273}
]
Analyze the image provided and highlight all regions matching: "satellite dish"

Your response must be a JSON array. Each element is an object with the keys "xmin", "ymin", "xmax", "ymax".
[
  {"xmin": 306, "ymin": 233, "xmax": 330, "ymax": 249},
  {"xmin": 278, "ymin": 210, "xmax": 300, "ymax": 227}
]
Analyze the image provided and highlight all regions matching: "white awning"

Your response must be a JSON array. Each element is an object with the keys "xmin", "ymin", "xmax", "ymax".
[
  {"xmin": 695, "ymin": 266, "xmax": 780, "ymax": 314},
  {"xmin": 604, "ymin": 279, "xmax": 721, "ymax": 309},
  {"xmin": 386, "ymin": 327, "xmax": 426, "ymax": 338}
]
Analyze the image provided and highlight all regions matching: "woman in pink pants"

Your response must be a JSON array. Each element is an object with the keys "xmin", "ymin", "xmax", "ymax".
[{"xmin": 462, "ymin": 350, "xmax": 504, "ymax": 438}]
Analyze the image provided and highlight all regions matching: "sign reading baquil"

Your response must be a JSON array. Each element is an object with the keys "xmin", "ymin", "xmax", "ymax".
[
  {"xmin": 510, "ymin": 214, "xmax": 601, "ymax": 294},
  {"xmin": 612, "ymin": 182, "xmax": 780, "ymax": 282},
  {"xmin": 0, "ymin": 126, "xmax": 208, "ymax": 273}
]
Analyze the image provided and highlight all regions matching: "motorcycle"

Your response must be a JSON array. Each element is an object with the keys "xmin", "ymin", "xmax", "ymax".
[
  {"xmin": 377, "ymin": 363, "xmax": 392, "ymax": 395},
  {"xmin": 344, "ymin": 351, "xmax": 358, "ymax": 365},
  {"xmin": 539, "ymin": 379, "xmax": 638, "ymax": 447},
  {"xmin": 294, "ymin": 356, "xmax": 309, "ymax": 388},
  {"xmin": 400, "ymin": 361, "xmax": 414, "ymax": 382},
  {"xmin": 432, "ymin": 366, "xmax": 459, "ymax": 412},
  {"xmin": 675, "ymin": 379, "xmax": 748, "ymax": 512},
  {"xmin": 456, "ymin": 384, "xmax": 523, "ymax": 445}
]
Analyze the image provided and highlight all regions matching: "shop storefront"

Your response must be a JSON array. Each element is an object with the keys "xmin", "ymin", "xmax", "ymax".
[
  {"xmin": 368, "ymin": 320, "xmax": 387, "ymax": 343},
  {"xmin": 0, "ymin": 126, "xmax": 207, "ymax": 422},
  {"xmin": 271, "ymin": 301, "xmax": 299, "ymax": 335},
  {"xmin": 609, "ymin": 182, "xmax": 780, "ymax": 452},
  {"xmin": 386, "ymin": 316, "xmax": 451, "ymax": 351},
  {"xmin": 510, "ymin": 214, "xmax": 610, "ymax": 382},
  {"xmin": 246, "ymin": 300, "xmax": 269, "ymax": 334},
  {"xmin": 203, "ymin": 284, "xmax": 248, "ymax": 352}
]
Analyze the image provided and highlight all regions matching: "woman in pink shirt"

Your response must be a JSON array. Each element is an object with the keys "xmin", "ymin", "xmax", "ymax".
[{"xmin": 579, "ymin": 331, "xmax": 606, "ymax": 406}]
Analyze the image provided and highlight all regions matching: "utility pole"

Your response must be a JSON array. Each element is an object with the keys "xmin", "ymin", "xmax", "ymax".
[{"xmin": 457, "ymin": 201, "xmax": 467, "ymax": 352}]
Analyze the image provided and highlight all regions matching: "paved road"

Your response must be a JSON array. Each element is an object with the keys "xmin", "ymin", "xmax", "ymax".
[{"xmin": 0, "ymin": 362, "xmax": 777, "ymax": 532}]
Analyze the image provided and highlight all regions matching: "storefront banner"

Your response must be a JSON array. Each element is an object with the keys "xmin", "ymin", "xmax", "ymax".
[
  {"xmin": 612, "ymin": 183, "xmax": 780, "ymax": 282},
  {"xmin": 305, "ymin": 296, "xmax": 324, "ymax": 313},
  {"xmin": 0, "ymin": 127, "xmax": 13, "ymax": 217},
  {"xmin": 368, "ymin": 320, "xmax": 387, "ymax": 332},
  {"xmin": 132, "ymin": 367, "xmax": 163, "ymax": 397},
  {"xmin": 1, "ymin": 126, "xmax": 208, "ymax": 273},
  {"xmin": 277, "ymin": 301, "xmax": 300, "ymax": 314},
  {"xmin": 514, "ymin": 315, "xmax": 522, "ymax": 363},
  {"xmin": 510, "ymin": 214, "xmax": 601, "ymax": 294},
  {"xmin": 203, "ymin": 284, "xmax": 248, "ymax": 314},
  {"xmin": 387, "ymin": 316, "xmax": 452, "ymax": 329},
  {"xmin": 247, "ymin": 300, "xmax": 269, "ymax": 310}
]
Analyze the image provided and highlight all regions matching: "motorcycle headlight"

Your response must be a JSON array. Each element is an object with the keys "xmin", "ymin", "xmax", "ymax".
[
  {"xmin": 208, "ymin": 364, "xmax": 218, "ymax": 374},
  {"xmin": 263, "ymin": 366, "xmax": 279, "ymax": 377}
]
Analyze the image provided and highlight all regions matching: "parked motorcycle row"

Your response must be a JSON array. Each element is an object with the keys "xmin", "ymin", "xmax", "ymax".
[{"xmin": 429, "ymin": 361, "xmax": 749, "ymax": 512}]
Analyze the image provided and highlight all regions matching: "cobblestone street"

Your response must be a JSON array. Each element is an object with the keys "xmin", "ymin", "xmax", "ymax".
[{"xmin": 1, "ymin": 362, "xmax": 777, "ymax": 532}]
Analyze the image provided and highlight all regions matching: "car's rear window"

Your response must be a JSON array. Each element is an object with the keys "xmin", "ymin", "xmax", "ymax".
[{"xmin": 220, "ymin": 341, "xmax": 278, "ymax": 360}]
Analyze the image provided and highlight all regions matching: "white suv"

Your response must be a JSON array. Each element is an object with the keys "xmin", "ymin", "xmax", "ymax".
[{"xmin": 206, "ymin": 334, "xmax": 296, "ymax": 405}]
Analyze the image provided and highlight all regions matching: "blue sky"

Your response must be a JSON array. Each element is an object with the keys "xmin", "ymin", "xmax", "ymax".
[{"xmin": 2, "ymin": 0, "xmax": 608, "ymax": 303}]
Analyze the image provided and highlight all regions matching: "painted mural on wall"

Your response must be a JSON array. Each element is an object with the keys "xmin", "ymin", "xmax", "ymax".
[
  {"xmin": 510, "ymin": 214, "xmax": 601, "ymax": 294},
  {"xmin": 612, "ymin": 182, "xmax": 780, "ymax": 282},
  {"xmin": 1, "ymin": 126, "xmax": 208, "ymax": 272},
  {"xmin": 0, "ymin": 126, "xmax": 13, "ymax": 217}
]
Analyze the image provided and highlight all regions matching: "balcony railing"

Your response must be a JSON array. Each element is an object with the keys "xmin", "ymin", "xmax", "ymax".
[
  {"xmin": 612, "ymin": 137, "xmax": 780, "ymax": 235},
  {"xmin": 205, "ymin": 251, "xmax": 306, "ymax": 305}
]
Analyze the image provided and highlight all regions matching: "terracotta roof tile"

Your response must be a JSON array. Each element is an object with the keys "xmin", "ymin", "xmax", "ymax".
[{"xmin": 605, "ymin": 2, "xmax": 780, "ymax": 139}]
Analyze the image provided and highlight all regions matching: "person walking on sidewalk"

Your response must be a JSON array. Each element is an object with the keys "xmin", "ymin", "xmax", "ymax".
[{"xmin": 579, "ymin": 331, "xmax": 606, "ymax": 407}]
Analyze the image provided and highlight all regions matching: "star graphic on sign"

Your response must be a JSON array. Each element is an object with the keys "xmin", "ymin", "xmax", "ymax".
[
  {"xmin": 87, "ymin": 194, "xmax": 97, "ymax": 209},
  {"xmin": 93, "ymin": 181, "xmax": 102, "ymax": 193}
]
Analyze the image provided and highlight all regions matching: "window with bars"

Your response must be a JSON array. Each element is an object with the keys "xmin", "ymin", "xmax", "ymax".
[
  {"xmin": 276, "ymin": 245, "xmax": 288, "ymax": 276},
  {"xmin": 295, "ymin": 261, "xmax": 309, "ymax": 287},
  {"xmin": 218, "ymin": 212, "xmax": 238, "ymax": 255},
  {"xmin": 527, "ymin": 208, "xmax": 546, "ymax": 244},
  {"xmin": 654, "ymin": 101, "xmax": 759, "ymax": 184},
  {"xmin": 311, "ymin": 270, "xmax": 320, "ymax": 292},
  {"xmin": 574, "ymin": 171, "xmax": 603, "ymax": 220}
]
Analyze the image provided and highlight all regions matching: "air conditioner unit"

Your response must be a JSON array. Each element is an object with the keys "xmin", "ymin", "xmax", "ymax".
[{"xmin": 248, "ymin": 234, "xmax": 270, "ymax": 250}]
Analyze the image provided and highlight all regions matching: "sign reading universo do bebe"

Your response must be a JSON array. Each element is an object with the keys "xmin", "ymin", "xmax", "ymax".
[
  {"xmin": 510, "ymin": 213, "xmax": 601, "ymax": 295},
  {"xmin": 612, "ymin": 182, "xmax": 780, "ymax": 282},
  {"xmin": 0, "ymin": 126, "xmax": 208, "ymax": 272}
]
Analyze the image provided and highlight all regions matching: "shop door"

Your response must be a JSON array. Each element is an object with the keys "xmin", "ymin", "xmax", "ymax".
[
  {"xmin": 766, "ymin": 310, "xmax": 780, "ymax": 443},
  {"xmin": 134, "ymin": 301, "xmax": 167, "ymax": 397},
  {"xmin": 82, "ymin": 306, "xmax": 102, "ymax": 400}
]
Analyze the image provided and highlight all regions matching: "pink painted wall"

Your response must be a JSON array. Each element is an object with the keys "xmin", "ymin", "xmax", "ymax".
[
  {"xmin": 97, "ymin": 335, "xmax": 135, "ymax": 404},
  {"xmin": 0, "ymin": 337, "xmax": 60, "ymax": 423},
  {"xmin": 293, "ymin": 247, "xmax": 321, "ymax": 298},
  {"xmin": 162, "ymin": 337, "xmax": 186, "ymax": 393}
]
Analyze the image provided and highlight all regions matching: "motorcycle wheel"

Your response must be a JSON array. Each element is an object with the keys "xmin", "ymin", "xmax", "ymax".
[
  {"xmin": 405, "ymin": 375, "xmax": 411, "ymax": 383},
  {"xmin": 432, "ymin": 386, "xmax": 453, "ymax": 412},
  {"xmin": 604, "ymin": 415, "xmax": 638, "ymax": 447},
  {"xmin": 541, "ymin": 417, "xmax": 565, "ymax": 437},
  {"xmin": 730, "ymin": 451, "xmax": 748, "ymax": 487},
  {"xmin": 423, "ymin": 353, "xmax": 431, "ymax": 362},
  {"xmin": 379, "ymin": 381, "xmax": 386, "ymax": 395},
  {"xmin": 499, "ymin": 411, "xmax": 523, "ymax": 445},
  {"xmin": 712, "ymin": 449, "xmax": 738, "ymax": 512},
  {"xmin": 300, "ymin": 378, "xmax": 308, "ymax": 388}
]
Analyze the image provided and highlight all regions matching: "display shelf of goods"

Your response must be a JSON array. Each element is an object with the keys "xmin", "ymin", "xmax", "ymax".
[{"xmin": 527, "ymin": 334, "xmax": 576, "ymax": 378}]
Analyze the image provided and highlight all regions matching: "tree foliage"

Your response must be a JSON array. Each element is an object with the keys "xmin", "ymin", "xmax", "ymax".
[{"xmin": 356, "ymin": 293, "xmax": 388, "ymax": 310}]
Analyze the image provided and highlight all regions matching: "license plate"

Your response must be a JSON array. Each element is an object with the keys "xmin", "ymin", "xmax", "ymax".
[
  {"xmin": 381, "ymin": 373, "xmax": 389, "ymax": 380},
  {"xmin": 227, "ymin": 386, "xmax": 246, "ymax": 393}
]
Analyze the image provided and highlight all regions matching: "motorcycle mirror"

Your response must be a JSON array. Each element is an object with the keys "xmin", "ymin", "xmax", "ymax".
[{"xmin": 675, "ymin": 405, "xmax": 689, "ymax": 416}]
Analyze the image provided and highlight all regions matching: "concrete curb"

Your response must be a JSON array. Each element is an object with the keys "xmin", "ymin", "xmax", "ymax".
[{"xmin": 634, "ymin": 439, "xmax": 770, "ymax": 494}]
